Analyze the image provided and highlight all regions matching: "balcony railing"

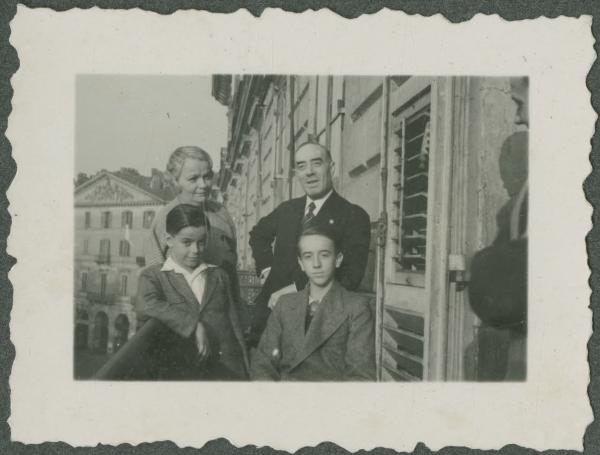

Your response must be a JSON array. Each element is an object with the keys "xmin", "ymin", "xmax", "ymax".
[
  {"xmin": 87, "ymin": 292, "xmax": 116, "ymax": 304},
  {"xmin": 95, "ymin": 319, "xmax": 162, "ymax": 380},
  {"xmin": 238, "ymin": 270, "xmax": 261, "ymax": 306},
  {"xmin": 95, "ymin": 319, "xmax": 201, "ymax": 380},
  {"xmin": 96, "ymin": 254, "xmax": 111, "ymax": 265},
  {"xmin": 116, "ymin": 295, "xmax": 132, "ymax": 305}
]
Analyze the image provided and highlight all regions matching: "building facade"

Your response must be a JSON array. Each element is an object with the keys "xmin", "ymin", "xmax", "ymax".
[
  {"xmin": 74, "ymin": 169, "xmax": 170, "ymax": 357},
  {"xmin": 212, "ymin": 75, "xmax": 526, "ymax": 381}
]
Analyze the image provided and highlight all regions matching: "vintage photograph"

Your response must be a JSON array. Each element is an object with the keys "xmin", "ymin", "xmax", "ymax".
[
  {"xmin": 8, "ymin": 8, "xmax": 592, "ymax": 450},
  {"xmin": 73, "ymin": 74, "xmax": 528, "ymax": 382}
]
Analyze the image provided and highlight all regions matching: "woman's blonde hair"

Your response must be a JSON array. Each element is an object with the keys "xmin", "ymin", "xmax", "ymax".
[{"xmin": 166, "ymin": 146, "xmax": 214, "ymax": 183}]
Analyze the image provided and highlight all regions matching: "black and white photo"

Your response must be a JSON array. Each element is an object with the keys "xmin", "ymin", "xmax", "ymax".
[
  {"xmin": 7, "ymin": 8, "xmax": 592, "ymax": 451},
  {"xmin": 74, "ymin": 74, "xmax": 529, "ymax": 382}
]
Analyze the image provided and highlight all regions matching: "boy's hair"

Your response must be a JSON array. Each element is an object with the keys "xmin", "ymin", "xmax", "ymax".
[
  {"xmin": 296, "ymin": 225, "xmax": 340, "ymax": 256},
  {"xmin": 166, "ymin": 204, "xmax": 210, "ymax": 235}
]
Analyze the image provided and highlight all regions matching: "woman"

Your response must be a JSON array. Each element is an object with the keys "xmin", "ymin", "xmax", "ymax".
[
  {"xmin": 145, "ymin": 146, "xmax": 242, "ymax": 309},
  {"xmin": 146, "ymin": 146, "xmax": 237, "ymax": 270}
]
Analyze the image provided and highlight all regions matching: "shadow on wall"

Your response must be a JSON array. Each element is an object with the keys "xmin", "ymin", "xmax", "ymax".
[
  {"xmin": 465, "ymin": 130, "xmax": 528, "ymax": 381},
  {"xmin": 358, "ymin": 223, "xmax": 378, "ymax": 293}
]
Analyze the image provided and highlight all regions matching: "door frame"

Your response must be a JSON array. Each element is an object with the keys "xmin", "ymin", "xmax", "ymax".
[
  {"xmin": 375, "ymin": 76, "xmax": 456, "ymax": 381},
  {"xmin": 424, "ymin": 77, "xmax": 456, "ymax": 380}
]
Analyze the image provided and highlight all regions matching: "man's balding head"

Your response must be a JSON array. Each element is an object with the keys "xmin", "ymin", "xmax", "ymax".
[{"xmin": 294, "ymin": 141, "xmax": 335, "ymax": 199}]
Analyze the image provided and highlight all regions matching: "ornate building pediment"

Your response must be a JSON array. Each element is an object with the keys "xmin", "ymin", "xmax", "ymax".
[{"xmin": 75, "ymin": 174, "xmax": 163, "ymax": 207}]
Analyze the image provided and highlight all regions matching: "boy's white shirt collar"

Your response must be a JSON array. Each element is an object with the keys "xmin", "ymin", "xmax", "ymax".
[
  {"xmin": 161, "ymin": 257, "xmax": 216, "ymax": 278},
  {"xmin": 305, "ymin": 189, "xmax": 333, "ymax": 216},
  {"xmin": 161, "ymin": 257, "xmax": 217, "ymax": 305}
]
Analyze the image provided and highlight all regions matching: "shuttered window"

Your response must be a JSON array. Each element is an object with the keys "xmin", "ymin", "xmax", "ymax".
[
  {"xmin": 101, "ymin": 211, "xmax": 112, "ymax": 229},
  {"xmin": 99, "ymin": 239, "xmax": 110, "ymax": 256},
  {"xmin": 391, "ymin": 89, "xmax": 431, "ymax": 285},
  {"xmin": 81, "ymin": 271, "xmax": 88, "ymax": 291},
  {"xmin": 382, "ymin": 306, "xmax": 425, "ymax": 381},
  {"xmin": 100, "ymin": 273, "xmax": 107, "ymax": 297},
  {"xmin": 120, "ymin": 275, "xmax": 128, "ymax": 296},
  {"xmin": 121, "ymin": 211, "xmax": 133, "ymax": 228},
  {"xmin": 119, "ymin": 240, "xmax": 130, "ymax": 257},
  {"xmin": 143, "ymin": 210, "xmax": 155, "ymax": 229},
  {"xmin": 382, "ymin": 85, "xmax": 433, "ymax": 382}
]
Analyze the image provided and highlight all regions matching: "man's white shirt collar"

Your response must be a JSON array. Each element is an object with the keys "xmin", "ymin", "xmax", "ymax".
[{"xmin": 305, "ymin": 189, "xmax": 333, "ymax": 216}]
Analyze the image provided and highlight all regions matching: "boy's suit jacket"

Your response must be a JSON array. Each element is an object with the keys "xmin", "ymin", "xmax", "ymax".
[
  {"xmin": 136, "ymin": 264, "xmax": 249, "ymax": 380},
  {"xmin": 248, "ymin": 191, "xmax": 371, "ymax": 341},
  {"xmin": 250, "ymin": 281, "xmax": 376, "ymax": 381}
]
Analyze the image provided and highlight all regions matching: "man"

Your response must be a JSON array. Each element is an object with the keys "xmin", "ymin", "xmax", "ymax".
[
  {"xmin": 249, "ymin": 141, "xmax": 370, "ymax": 344},
  {"xmin": 468, "ymin": 77, "xmax": 529, "ymax": 380},
  {"xmin": 505, "ymin": 76, "xmax": 528, "ymax": 379}
]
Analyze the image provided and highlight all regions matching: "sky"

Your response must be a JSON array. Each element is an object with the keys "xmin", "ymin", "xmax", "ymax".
[{"xmin": 75, "ymin": 75, "xmax": 228, "ymax": 176}]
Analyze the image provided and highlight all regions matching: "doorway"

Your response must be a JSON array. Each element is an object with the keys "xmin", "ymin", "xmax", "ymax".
[{"xmin": 93, "ymin": 312, "xmax": 109, "ymax": 353}]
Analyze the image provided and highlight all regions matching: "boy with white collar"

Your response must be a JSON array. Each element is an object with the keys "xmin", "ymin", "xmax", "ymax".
[{"xmin": 136, "ymin": 203, "xmax": 248, "ymax": 380}]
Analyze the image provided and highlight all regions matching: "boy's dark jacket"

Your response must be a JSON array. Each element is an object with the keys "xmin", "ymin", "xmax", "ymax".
[
  {"xmin": 250, "ymin": 281, "xmax": 376, "ymax": 381},
  {"xmin": 136, "ymin": 264, "xmax": 249, "ymax": 380}
]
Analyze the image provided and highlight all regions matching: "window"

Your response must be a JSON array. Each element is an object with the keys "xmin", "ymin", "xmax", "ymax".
[
  {"xmin": 81, "ymin": 271, "xmax": 88, "ymax": 291},
  {"xmin": 84, "ymin": 212, "xmax": 91, "ymax": 229},
  {"xmin": 100, "ymin": 273, "xmax": 107, "ymax": 297},
  {"xmin": 101, "ymin": 211, "xmax": 112, "ymax": 229},
  {"xmin": 99, "ymin": 239, "xmax": 111, "ymax": 259},
  {"xmin": 120, "ymin": 275, "xmax": 128, "ymax": 296},
  {"xmin": 83, "ymin": 239, "xmax": 89, "ymax": 255},
  {"xmin": 391, "ymin": 89, "xmax": 431, "ymax": 276},
  {"xmin": 119, "ymin": 240, "xmax": 130, "ymax": 257},
  {"xmin": 143, "ymin": 210, "xmax": 155, "ymax": 229},
  {"xmin": 121, "ymin": 211, "xmax": 133, "ymax": 228}
]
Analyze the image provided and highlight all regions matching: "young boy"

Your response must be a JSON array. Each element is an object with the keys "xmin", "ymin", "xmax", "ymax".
[
  {"xmin": 136, "ymin": 203, "xmax": 248, "ymax": 380},
  {"xmin": 250, "ymin": 226, "xmax": 376, "ymax": 381}
]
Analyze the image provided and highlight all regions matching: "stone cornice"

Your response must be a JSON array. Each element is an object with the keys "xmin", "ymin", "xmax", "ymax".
[{"xmin": 75, "ymin": 201, "xmax": 165, "ymax": 208}]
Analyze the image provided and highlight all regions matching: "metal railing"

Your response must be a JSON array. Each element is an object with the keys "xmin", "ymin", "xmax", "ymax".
[
  {"xmin": 87, "ymin": 292, "xmax": 115, "ymax": 304},
  {"xmin": 237, "ymin": 270, "xmax": 261, "ymax": 306},
  {"xmin": 96, "ymin": 254, "xmax": 111, "ymax": 265},
  {"xmin": 94, "ymin": 270, "xmax": 264, "ymax": 380}
]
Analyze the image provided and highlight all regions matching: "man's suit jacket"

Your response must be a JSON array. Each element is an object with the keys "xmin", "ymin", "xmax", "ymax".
[
  {"xmin": 136, "ymin": 264, "xmax": 249, "ymax": 380},
  {"xmin": 250, "ymin": 281, "xmax": 376, "ymax": 381},
  {"xmin": 249, "ymin": 191, "xmax": 371, "ymax": 338}
]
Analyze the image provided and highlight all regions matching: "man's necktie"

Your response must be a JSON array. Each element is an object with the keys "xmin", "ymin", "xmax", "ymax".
[
  {"xmin": 303, "ymin": 201, "xmax": 316, "ymax": 228},
  {"xmin": 305, "ymin": 299, "xmax": 319, "ymax": 332}
]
